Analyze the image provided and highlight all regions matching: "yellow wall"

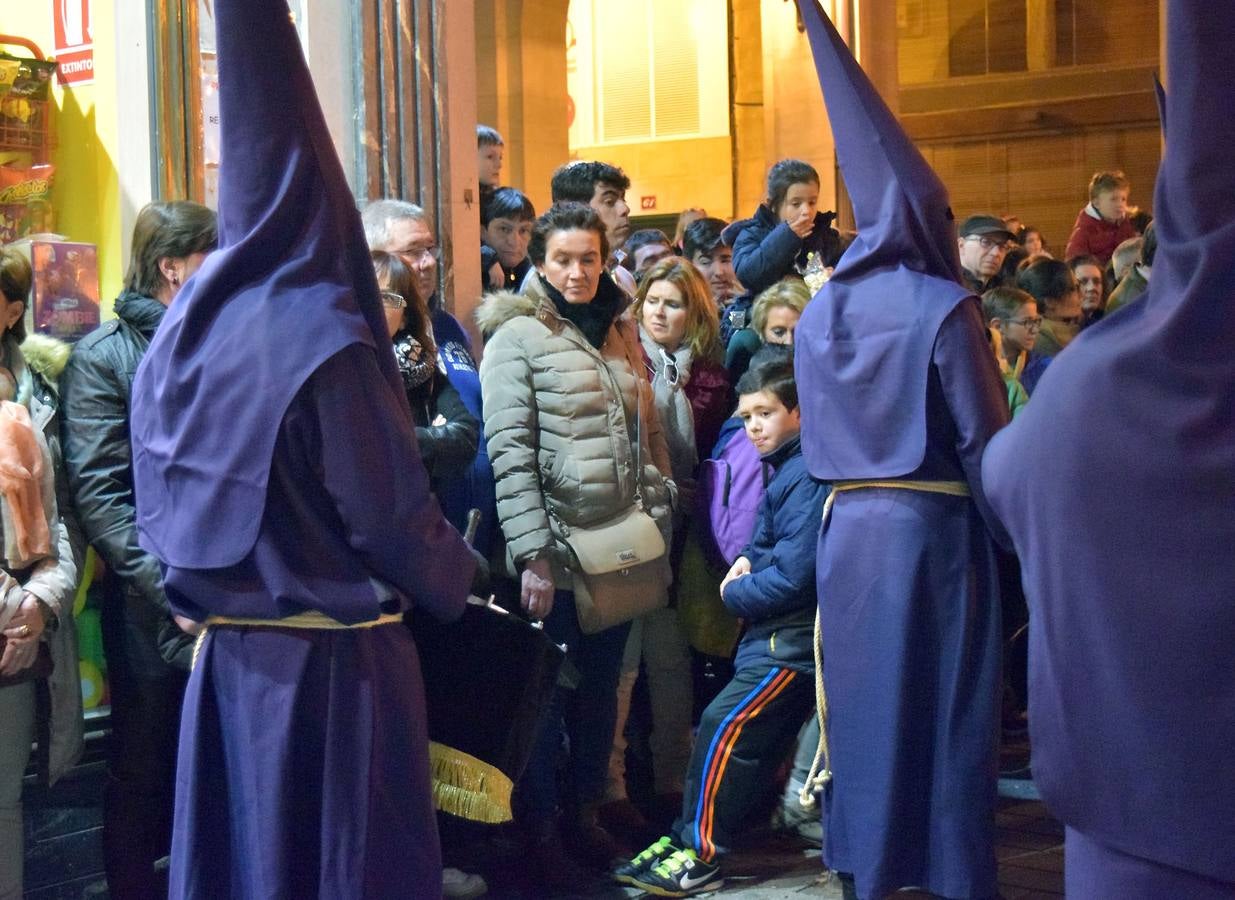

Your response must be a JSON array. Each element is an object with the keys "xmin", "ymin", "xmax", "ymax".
[
  {"xmin": 569, "ymin": 136, "xmax": 734, "ymax": 220},
  {"xmin": 3, "ymin": 0, "xmax": 124, "ymax": 315}
]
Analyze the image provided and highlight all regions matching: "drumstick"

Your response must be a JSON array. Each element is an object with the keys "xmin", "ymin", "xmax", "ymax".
[{"xmin": 463, "ymin": 509, "xmax": 481, "ymax": 547}]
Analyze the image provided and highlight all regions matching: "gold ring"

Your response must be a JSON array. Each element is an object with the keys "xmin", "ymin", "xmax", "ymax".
[{"xmin": 17, "ymin": 624, "xmax": 31, "ymax": 638}]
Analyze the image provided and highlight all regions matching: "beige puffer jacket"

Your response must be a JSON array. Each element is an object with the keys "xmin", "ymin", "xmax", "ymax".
[{"xmin": 477, "ymin": 274, "xmax": 675, "ymax": 588}]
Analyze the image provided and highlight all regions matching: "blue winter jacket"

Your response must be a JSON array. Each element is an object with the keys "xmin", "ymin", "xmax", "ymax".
[
  {"xmin": 722, "ymin": 204, "xmax": 841, "ymax": 297},
  {"xmin": 724, "ymin": 435, "xmax": 828, "ymax": 673}
]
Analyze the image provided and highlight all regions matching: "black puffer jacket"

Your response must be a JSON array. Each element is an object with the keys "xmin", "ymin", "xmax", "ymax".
[{"xmin": 60, "ymin": 292, "xmax": 193, "ymax": 671}]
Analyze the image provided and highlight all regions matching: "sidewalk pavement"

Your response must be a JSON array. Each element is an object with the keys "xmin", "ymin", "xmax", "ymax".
[{"xmin": 482, "ymin": 797, "xmax": 1064, "ymax": 898}]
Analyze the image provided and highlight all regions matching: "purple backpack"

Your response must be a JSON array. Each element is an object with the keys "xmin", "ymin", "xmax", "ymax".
[{"xmin": 696, "ymin": 425, "xmax": 765, "ymax": 569}]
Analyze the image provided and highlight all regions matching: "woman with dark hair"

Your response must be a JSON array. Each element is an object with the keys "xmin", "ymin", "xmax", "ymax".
[
  {"xmin": 995, "ymin": 244, "xmax": 1030, "ymax": 288},
  {"xmin": 59, "ymin": 199, "xmax": 216, "ymax": 899},
  {"xmin": 480, "ymin": 186, "xmax": 537, "ymax": 291},
  {"xmin": 0, "ymin": 247, "xmax": 84, "ymax": 900},
  {"xmin": 1020, "ymin": 226, "xmax": 1047, "ymax": 256},
  {"xmin": 371, "ymin": 250, "xmax": 478, "ymax": 486},
  {"xmin": 1016, "ymin": 257, "xmax": 1082, "ymax": 358},
  {"xmin": 477, "ymin": 201, "xmax": 676, "ymax": 885},
  {"xmin": 1014, "ymin": 257, "xmax": 1082, "ymax": 395}
]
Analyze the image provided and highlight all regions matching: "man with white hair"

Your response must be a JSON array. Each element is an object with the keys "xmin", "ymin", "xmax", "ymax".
[{"xmin": 362, "ymin": 200, "xmax": 497, "ymax": 559}]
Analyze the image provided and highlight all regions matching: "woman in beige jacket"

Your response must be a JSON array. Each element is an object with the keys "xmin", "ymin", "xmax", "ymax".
[{"xmin": 477, "ymin": 202, "xmax": 674, "ymax": 886}]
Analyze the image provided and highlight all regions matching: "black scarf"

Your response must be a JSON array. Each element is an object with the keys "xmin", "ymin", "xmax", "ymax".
[{"xmin": 543, "ymin": 273, "xmax": 623, "ymax": 349}]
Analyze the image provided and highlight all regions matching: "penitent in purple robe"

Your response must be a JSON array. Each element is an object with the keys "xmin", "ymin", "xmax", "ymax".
[
  {"xmin": 791, "ymin": 3, "xmax": 1010, "ymax": 897},
  {"xmin": 163, "ymin": 345, "xmax": 471, "ymax": 898},
  {"xmin": 128, "ymin": 0, "xmax": 475, "ymax": 896},
  {"xmin": 981, "ymin": 0, "xmax": 1235, "ymax": 894}
]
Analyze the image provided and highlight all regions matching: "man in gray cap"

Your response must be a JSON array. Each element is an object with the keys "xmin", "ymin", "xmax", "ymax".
[{"xmin": 957, "ymin": 214, "xmax": 1014, "ymax": 294}]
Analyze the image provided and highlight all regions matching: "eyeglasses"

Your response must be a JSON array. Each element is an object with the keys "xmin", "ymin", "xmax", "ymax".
[
  {"xmin": 380, "ymin": 291, "xmax": 407, "ymax": 309},
  {"xmin": 394, "ymin": 245, "xmax": 441, "ymax": 263},
  {"xmin": 659, "ymin": 348, "xmax": 679, "ymax": 387},
  {"xmin": 1008, "ymin": 316, "xmax": 1043, "ymax": 331},
  {"xmin": 1052, "ymin": 315, "xmax": 1083, "ymax": 327},
  {"xmin": 964, "ymin": 235, "xmax": 1006, "ymax": 252}
]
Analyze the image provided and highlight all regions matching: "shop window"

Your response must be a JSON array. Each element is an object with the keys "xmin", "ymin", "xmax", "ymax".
[
  {"xmin": 947, "ymin": 0, "xmax": 1028, "ymax": 77},
  {"xmin": 567, "ymin": 0, "xmax": 727, "ymax": 148},
  {"xmin": 898, "ymin": 0, "xmax": 1158, "ymax": 85}
]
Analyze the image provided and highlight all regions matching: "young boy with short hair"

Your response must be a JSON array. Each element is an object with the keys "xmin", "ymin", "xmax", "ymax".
[
  {"xmin": 1063, "ymin": 170, "xmax": 1138, "ymax": 265},
  {"xmin": 683, "ymin": 216, "xmax": 741, "ymax": 312},
  {"xmin": 615, "ymin": 346, "xmax": 828, "ymax": 897},
  {"xmin": 549, "ymin": 160, "xmax": 637, "ymax": 296},
  {"xmin": 476, "ymin": 124, "xmax": 504, "ymax": 189}
]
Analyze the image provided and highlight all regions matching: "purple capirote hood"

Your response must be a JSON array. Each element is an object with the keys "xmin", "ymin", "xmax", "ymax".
[
  {"xmin": 981, "ymin": 0, "xmax": 1235, "ymax": 881},
  {"xmin": 791, "ymin": 0, "xmax": 970, "ymax": 480},
  {"xmin": 130, "ymin": 0, "xmax": 405, "ymax": 570}
]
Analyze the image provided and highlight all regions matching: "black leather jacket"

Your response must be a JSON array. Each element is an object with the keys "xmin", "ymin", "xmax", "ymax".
[{"xmin": 60, "ymin": 292, "xmax": 193, "ymax": 671}]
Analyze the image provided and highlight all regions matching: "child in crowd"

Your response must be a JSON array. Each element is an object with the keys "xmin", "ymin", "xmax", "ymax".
[
  {"xmin": 614, "ymin": 347, "xmax": 827, "ymax": 897},
  {"xmin": 981, "ymin": 286, "xmax": 1037, "ymax": 416},
  {"xmin": 1063, "ymin": 170, "xmax": 1138, "ymax": 265},
  {"xmin": 722, "ymin": 159, "xmax": 841, "ymax": 300},
  {"xmin": 476, "ymin": 124, "xmax": 504, "ymax": 189}
]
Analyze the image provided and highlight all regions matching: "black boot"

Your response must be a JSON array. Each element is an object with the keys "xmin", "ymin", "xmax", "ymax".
[{"xmin": 522, "ymin": 818, "xmax": 592, "ymax": 892}]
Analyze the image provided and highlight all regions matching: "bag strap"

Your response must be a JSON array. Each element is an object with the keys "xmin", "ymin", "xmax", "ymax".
[{"xmin": 616, "ymin": 324, "xmax": 647, "ymax": 509}]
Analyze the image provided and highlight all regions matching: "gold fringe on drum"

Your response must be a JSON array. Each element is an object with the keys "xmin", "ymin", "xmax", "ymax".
[{"xmin": 428, "ymin": 741, "xmax": 515, "ymax": 824}]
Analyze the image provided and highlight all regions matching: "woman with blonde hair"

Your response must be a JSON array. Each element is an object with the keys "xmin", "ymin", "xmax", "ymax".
[
  {"xmin": 603, "ymin": 256, "xmax": 732, "ymax": 831},
  {"xmin": 724, "ymin": 277, "xmax": 811, "ymax": 382}
]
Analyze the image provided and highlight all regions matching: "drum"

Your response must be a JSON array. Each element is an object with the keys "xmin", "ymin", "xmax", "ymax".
[{"xmin": 410, "ymin": 599, "xmax": 564, "ymax": 823}]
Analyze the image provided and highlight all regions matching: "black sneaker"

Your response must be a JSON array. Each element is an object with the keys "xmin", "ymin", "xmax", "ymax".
[
  {"xmin": 611, "ymin": 835, "xmax": 678, "ymax": 886},
  {"xmin": 629, "ymin": 848, "xmax": 722, "ymax": 897}
]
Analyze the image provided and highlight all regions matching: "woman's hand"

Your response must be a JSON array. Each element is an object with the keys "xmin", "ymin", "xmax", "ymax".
[
  {"xmin": 719, "ymin": 556, "xmax": 752, "ymax": 599},
  {"xmin": 521, "ymin": 557, "xmax": 555, "ymax": 621},
  {"xmin": 0, "ymin": 593, "xmax": 45, "ymax": 676},
  {"xmin": 488, "ymin": 260, "xmax": 505, "ymax": 290}
]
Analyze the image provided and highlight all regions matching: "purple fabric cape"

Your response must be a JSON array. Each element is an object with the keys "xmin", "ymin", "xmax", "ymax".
[
  {"xmin": 791, "ymin": 0, "xmax": 971, "ymax": 480},
  {"xmin": 982, "ymin": 0, "xmax": 1235, "ymax": 883},
  {"xmin": 130, "ymin": 0, "xmax": 405, "ymax": 569}
]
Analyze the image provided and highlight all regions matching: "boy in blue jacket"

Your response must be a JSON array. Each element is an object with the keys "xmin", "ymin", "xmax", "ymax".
[{"xmin": 616, "ymin": 347, "xmax": 828, "ymax": 897}]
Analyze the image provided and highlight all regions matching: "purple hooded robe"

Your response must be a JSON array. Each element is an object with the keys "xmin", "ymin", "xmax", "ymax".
[
  {"xmin": 792, "ymin": 2, "xmax": 1011, "ymax": 897},
  {"xmin": 129, "ymin": 0, "xmax": 474, "ymax": 896},
  {"xmin": 982, "ymin": 1, "xmax": 1235, "ymax": 895}
]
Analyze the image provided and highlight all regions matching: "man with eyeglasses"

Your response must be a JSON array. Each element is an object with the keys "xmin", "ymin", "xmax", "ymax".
[
  {"xmin": 957, "ymin": 214, "xmax": 1015, "ymax": 295},
  {"xmin": 361, "ymin": 200, "xmax": 497, "ymax": 559}
]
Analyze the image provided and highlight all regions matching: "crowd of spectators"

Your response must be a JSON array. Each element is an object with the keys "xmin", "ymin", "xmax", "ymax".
[{"xmin": 0, "ymin": 115, "xmax": 1153, "ymax": 898}]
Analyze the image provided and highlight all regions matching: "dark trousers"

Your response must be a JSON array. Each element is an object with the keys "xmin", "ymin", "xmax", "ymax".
[
  {"xmin": 673, "ymin": 663, "xmax": 815, "ymax": 862},
  {"xmin": 516, "ymin": 590, "xmax": 631, "ymax": 822},
  {"xmin": 101, "ymin": 595, "xmax": 187, "ymax": 900}
]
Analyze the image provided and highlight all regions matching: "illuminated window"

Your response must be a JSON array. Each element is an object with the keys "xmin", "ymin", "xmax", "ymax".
[{"xmin": 567, "ymin": 0, "xmax": 729, "ymax": 147}]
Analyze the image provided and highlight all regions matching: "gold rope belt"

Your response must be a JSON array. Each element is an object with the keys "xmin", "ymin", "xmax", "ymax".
[
  {"xmin": 799, "ymin": 479, "xmax": 972, "ymax": 810},
  {"xmin": 191, "ymin": 610, "xmax": 404, "ymax": 669}
]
